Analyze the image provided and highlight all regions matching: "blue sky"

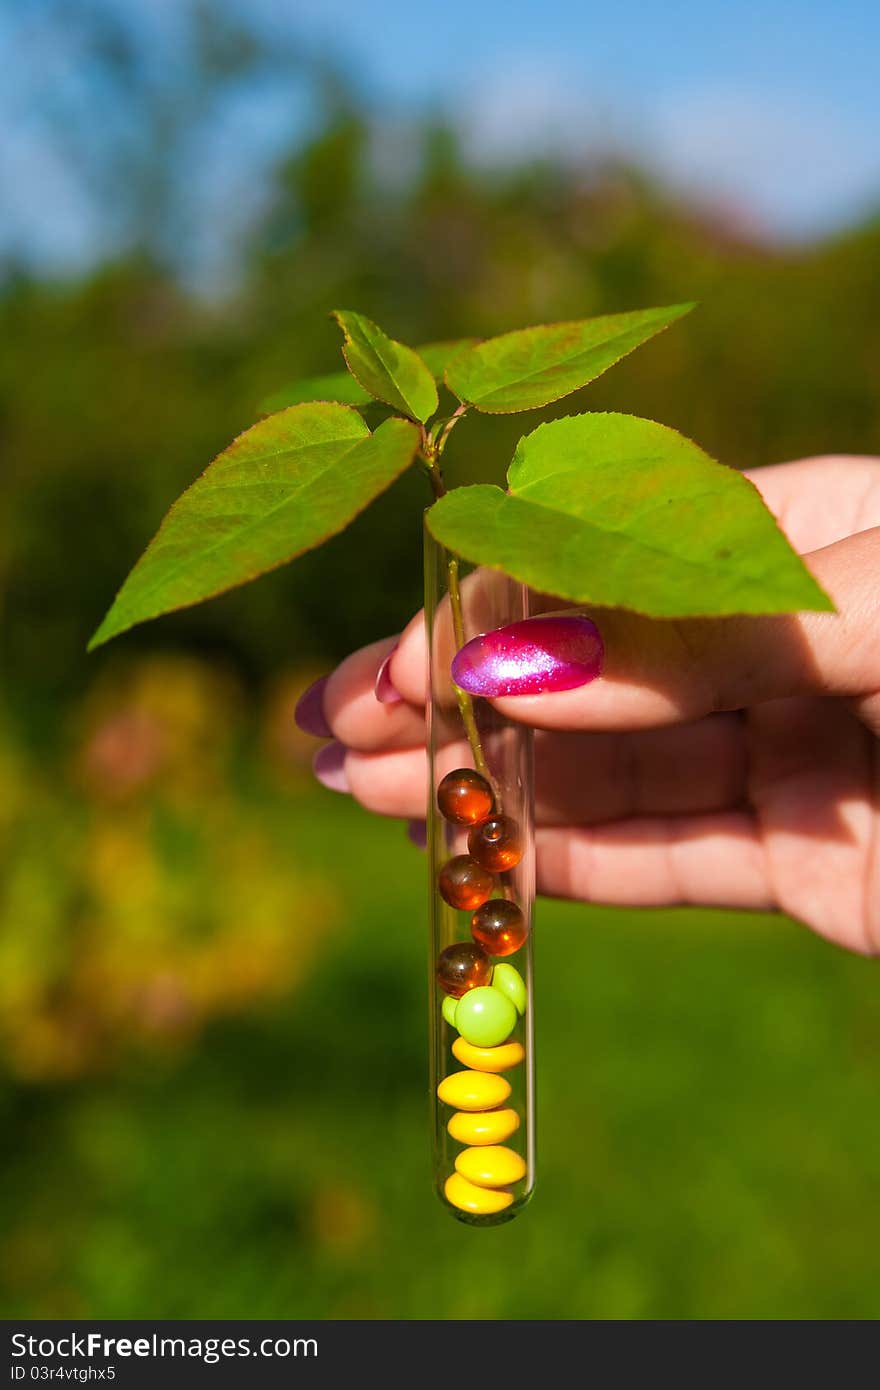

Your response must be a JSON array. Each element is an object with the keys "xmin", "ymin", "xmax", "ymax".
[
  {"xmin": 312, "ymin": 0, "xmax": 880, "ymax": 234},
  {"xmin": 2, "ymin": 0, "xmax": 879, "ymax": 281}
]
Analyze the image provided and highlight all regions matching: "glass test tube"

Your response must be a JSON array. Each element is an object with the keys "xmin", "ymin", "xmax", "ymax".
[{"xmin": 425, "ymin": 520, "xmax": 536, "ymax": 1226}]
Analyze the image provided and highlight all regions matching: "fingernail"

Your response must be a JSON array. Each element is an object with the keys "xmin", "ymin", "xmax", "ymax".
[
  {"xmin": 312, "ymin": 741, "xmax": 350, "ymax": 793},
  {"xmin": 374, "ymin": 644, "xmax": 402, "ymax": 705},
  {"xmin": 295, "ymin": 676, "xmax": 332, "ymax": 738},
  {"xmin": 452, "ymin": 615, "xmax": 604, "ymax": 697},
  {"xmin": 407, "ymin": 818, "xmax": 427, "ymax": 849}
]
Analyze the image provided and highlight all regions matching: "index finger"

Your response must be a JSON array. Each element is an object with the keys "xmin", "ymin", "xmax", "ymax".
[{"xmin": 393, "ymin": 528, "xmax": 880, "ymax": 734}]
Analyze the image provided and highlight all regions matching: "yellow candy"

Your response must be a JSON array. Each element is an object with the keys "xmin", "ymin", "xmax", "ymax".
[
  {"xmin": 455, "ymin": 1145, "xmax": 527, "ymax": 1189},
  {"xmin": 444, "ymin": 1172, "xmax": 513, "ymax": 1215},
  {"xmin": 452, "ymin": 1037, "xmax": 524, "ymax": 1073},
  {"xmin": 436, "ymin": 1070, "xmax": 511, "ymax": 1112},
  {"xmin": 448, "ymin": 1107, "xmax": 521, "ymax": 1147}
]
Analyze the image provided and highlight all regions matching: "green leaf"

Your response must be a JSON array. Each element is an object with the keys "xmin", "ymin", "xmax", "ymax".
[
  {"xmin": 332, "ymin": 309, "xmax": 439, "ymax": 422},
  {"xmin": 259, "ymin": 372, "xmax": 372, "ymax": 413},
  {"xmin": 89, "ymin": 407, "xmax": 421, "ymax": 649},
  {"xmin": 426, "ymin": 413, "xmax": 833, "ymax": 617},
  {"xmin": 415, "ymin": 338, "xmax": 479, "ymax": 379},
  {"xmin": 444, "ymin": 304, "xmax": 693, "ymax": 414},
  {"xmin": 257, "ymin": 340, "xmax": 475, "ymax": 415}
]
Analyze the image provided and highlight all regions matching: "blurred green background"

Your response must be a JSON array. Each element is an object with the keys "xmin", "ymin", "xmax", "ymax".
[{"xmin": 1, "ymin": 1, "xmax": 879, "ymax": 1319}]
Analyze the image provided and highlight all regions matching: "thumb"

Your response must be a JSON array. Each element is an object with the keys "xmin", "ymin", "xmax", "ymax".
[{"xmin": 458, "ymin": 528, "xmax": 880, "ymax": 733}]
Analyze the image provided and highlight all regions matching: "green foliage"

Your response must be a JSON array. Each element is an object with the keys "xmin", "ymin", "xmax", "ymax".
[
  {"xmin": 7, "ymin": 102, "xmax": 880, "ymax": 690},
  {"xmin": 260, "ymin": 372, "xmax": 373, "ymax": 413},
  {"xmin": 444, "ymin": 304, "xmax": 693, "ymax": 413},
  {"xmin": 4, "ymin": 784, "xmax": 880, "ymax": 1318},
  {"xmin": 331, "ymin": 309, "xmax": 438, "ymax": 422},
  {"xmin": 0, "ymin": 660, "xmax": 334, "ymax": 1082},
  {"xmin": 89, "ymin": 408, "xmax": 419, "ymax": 649},
  {"xmin": 414, "ymin": 338, "xmax": 479, "ymax": 379},
  {"xmin": 258, "ymin": 339, "xmax": 476, "ymax": 414},
  {"xmin": 90, "ymin": 297, "xmax": 826, "ymax": 650},
  {"xmin": 427, "ymin": 413, "xmax": 832, "ymax": 616}
]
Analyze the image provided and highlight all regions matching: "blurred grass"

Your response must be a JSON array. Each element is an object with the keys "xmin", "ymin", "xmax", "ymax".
[{"xmin": 2, "ymin": 781, "xmax": 878, "ymax": 1320}]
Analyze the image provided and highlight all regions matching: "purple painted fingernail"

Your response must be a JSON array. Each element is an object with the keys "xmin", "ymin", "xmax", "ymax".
[
  {"xmin": 374, "ymin": 643, "xmax": 402, "ymax": 705},
  {"xmin": 452, "ymin": 615, "xmax": 604, "ymax": 697},
  {"xmin": 295, "ymin": 676, "xmax": 332, "ymax": 738},
  {"xmin": 312, "ymin": 740, "xmax": 350, "ymax": 793},
  {"xmin": 407, "ymin": 818, "xmax": 427, "ymax": 849}
]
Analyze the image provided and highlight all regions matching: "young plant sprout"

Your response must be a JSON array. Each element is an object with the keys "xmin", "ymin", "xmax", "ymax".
[{"xmin": 90, "ymin": 305, "xmax": 830, "ymax": 1224}]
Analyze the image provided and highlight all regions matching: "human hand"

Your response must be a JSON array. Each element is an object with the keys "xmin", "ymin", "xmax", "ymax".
[{"xmin": 298, "ymin": 455, "xmax": 880, "ymax": 956}]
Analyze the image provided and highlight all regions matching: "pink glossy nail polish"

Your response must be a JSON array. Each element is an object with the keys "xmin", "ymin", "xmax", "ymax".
[
  {"xmin": 452, "ymin": 615, "xmax": 603, "ymax": 697},
  {"xmin": 374, "ymin": 643, "xmax": 402, "ymax": 705},
  {"xmin": 312, "ymin": 741, "xmax": 350, "ymax": 793},
  {"xmin": 295, "ymin": 676, "xmax": 332, "ymax": 738}
]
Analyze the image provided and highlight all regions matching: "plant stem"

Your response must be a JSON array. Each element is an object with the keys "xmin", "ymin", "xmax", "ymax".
[
  {"xmin": 446, "ymin": 555, "xmax": 491, "ymax": 782},
  {"xmin": 422, "ymin": 455, "xmax": 446, "ymax": 501},
  {"xmin": 419, "ymin": 410, "xmax": 493, "ymax": 787},
  {"xmin": 433, "ymin": 401, "xmax": 468, "ymax": 455}
]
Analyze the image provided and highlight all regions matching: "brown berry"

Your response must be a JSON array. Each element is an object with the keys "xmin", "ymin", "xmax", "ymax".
[
  {"xmin": 467, "ymin": 815, "xmax": 523, "ymax": 872},
  {"xmin": 438, "ymin": 855, "xmax": 495, "ymax": 911},
  {"xmin": 436, "ymin": 941, "xmax": 492, "ymax": 997},
  {"xmin": 437, "ymin": 768, "xmax": 494, "ymax": 826},
  {"xmin": 471, "ymin": 899, "xmax": 528, "ymax": 957}
]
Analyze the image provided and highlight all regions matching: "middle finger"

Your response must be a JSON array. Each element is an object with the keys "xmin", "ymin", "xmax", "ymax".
[{"xmin": 340, "ymin": 713, "xmax": 746, "ymax": 825}]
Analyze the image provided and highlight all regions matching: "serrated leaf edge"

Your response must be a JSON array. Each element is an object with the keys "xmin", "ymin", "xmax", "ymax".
[
  {"xmin": 332, "ymin": 309, "xmax": 438, "ymax": 423},
  {"xmin": 444, "ymin": 304, "xmax": 695, "ymax": 414},
  {"xmin": 89, "ymin": 411, "xmax": 420, "ymax": 650}
]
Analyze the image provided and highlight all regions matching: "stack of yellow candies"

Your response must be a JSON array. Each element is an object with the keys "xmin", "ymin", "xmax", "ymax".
[
  {"xmin": 437, "ymin": 961, "xmax": 528, "ymax": 1215},
  {"xmin": 434, "ymin": 767, "xmax": 531, "ymax": 1217}
]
